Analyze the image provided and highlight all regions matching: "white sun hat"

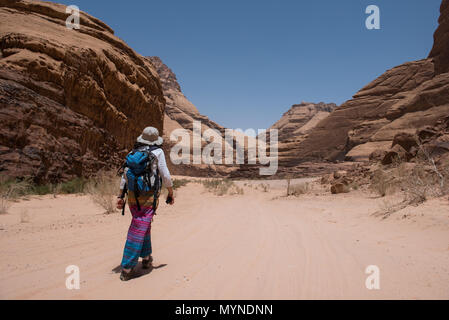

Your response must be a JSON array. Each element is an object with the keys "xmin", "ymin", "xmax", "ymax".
[{"xmin": 136, "ymin": 126, "xmax": 163, "ymax": 146}]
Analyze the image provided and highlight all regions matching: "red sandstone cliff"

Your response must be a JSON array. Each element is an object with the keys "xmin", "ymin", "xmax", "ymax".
[
  {"xmin": 283, "ymin": 0, "xmax": 449, "ymax": 167},
  {"xmin": 0, "ymin": 0, "xmax": 165, "ymax": 183}
]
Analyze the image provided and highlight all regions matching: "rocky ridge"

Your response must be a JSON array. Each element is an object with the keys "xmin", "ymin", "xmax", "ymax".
[
  {"xmin": 0, "ymin": 0, "xmax": 165, "ymax": 183},
  {"xmin": 281, "ymin": 0, "xmax": 449, "ymax": 169}
]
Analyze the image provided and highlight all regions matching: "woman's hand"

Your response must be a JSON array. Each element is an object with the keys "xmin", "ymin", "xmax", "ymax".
[
  {"xmin": 166, "ymin": 195, "xmax": 175, "ymax": 205},
  {"xmin": 117, "ymin": 197, "xmax": 125, "ymax": 210},
  {"xmin": 166, "ymin": 187, "xmax": 175, "ymax": 205}
]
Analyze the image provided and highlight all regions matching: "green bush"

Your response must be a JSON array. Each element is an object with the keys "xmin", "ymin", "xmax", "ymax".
[
  {"xmin": 58, "ymin": 177, "xmax": 87, "ymax": 194},
  {"xmin": 0, "ymin": 176, "xmax": 89, "ymax": 200},
  {"xmin": 32, "ymin": 184, "xmax": 53, "ymax": 195}
]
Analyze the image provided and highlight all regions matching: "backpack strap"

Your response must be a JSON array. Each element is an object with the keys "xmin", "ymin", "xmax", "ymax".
[
  {"xmin": 152, "ymin": 168, "xmax": 162, "ymax": 214},
  {"xmin": 121, "ymin": 184, "xmax": 128, "ymax": 216},
  {"xmin": 134, "ymin": 178, "xmax": 142, "ymax": 211},
  {"xmin": 149, "ymin": 147, "xmax": 162, "ymax": 213}
]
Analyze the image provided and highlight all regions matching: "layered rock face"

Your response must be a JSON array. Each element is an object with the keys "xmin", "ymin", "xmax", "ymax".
[
  {"xmin": 0, "ymin": 0, "xmax": 165, "ymax": 183},
  {"xmin": 268, "ymin": 102, "xmax": 336, "ymax": 164},
  {"xmin": 270, "ymin": 102, "xmax": 336, "ymax": 142},
  {"xmin": 285, "ymin": 0, "xmax": 449, "ymax": 166},
  {"xmin": 429, "ymin": 0, "xmax": 449, "ymax": 75}
]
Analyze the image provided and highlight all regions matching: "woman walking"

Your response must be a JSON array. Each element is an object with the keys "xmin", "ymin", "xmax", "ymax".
[{"xmin": 117, "ymin": 127, "xmax": 174, "ymax": 281}]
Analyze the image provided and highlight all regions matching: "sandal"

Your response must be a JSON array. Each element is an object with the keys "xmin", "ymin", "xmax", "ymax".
[
  {"xmin": 120, "ymin": 269, "xmax": 134, "ymax": 281},
  {"xmin": 142, "ymin": 256, "xmax": 153, "ymax": 269}
]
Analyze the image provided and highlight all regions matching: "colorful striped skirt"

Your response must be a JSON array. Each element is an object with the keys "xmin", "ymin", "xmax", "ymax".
[{"xmin": 121, "ymin": 190, "xmax": 158, "ymax": 269}]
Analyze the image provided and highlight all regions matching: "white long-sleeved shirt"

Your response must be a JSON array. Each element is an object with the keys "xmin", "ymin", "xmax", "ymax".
[{"xmin": 120, "ymin": 147, "xmax": 173, "ymax": 190}]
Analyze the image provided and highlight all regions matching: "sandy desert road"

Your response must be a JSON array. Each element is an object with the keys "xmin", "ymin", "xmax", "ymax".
[{"xmin": 1, "ymin": 180, "xmax": 448, "ymax": 299}]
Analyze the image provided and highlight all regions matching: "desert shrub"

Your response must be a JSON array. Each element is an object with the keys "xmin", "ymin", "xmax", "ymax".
[
  {"xmin": 391, "ymin": 138, "xmax": 448, "ymax": 204},
  {"xmin": 370, "ymin": 169, "xmax": 393, "ymax": 197},
  {"xmin": 17, "ymin": 177, "xmax": 87, "ymax": 197},
  {"xmin": 0, "ymin": 177, "xmax": 33, "ymax": 214},
  {"xmin": 172, "ymin": 178, "xmax": 191, "ymax": 190},
  {"xmin": 86, "ymin": 171, "xmax": 119, "ymax": 214},
  {"xmin": 201, "ymin": 179, "xmax": 241, "ymax": 196},
  {"xmin": 260, "ymin": 183, "xmax": 269, "ymax": 192},
  {"xmin": 230, "ymin": 185, "xmax": 244, "ymax": 195},
  {"xmin": 0, "ymin": 177, "xmax": 33, "ymax": 197},
  {"xmin": 215, "ymin": 179, "xmax": 234, "ymax": 196},
  {"xmin": 0, "ymin": 174, "xmax": 117, "ymax": 214},
  {"xmin": 373, "ymin": 140, "xmax": 448, "ymax": 218},
  {"xmin": 51, "ymin": 184, "xmax": 62, "ymax": 198},
  {"xmin": 58, "ymin": 177, "xmax": 87, "ymax": 194},
  {"xmin": 32, "ymin": 184, "xmax": 53, "ymax": 195},
  {"xmin": 397, "ymin": 161, "xmax": 442, "ymax": 204},
  {"xmin": 378, "ymin": 198, "xmax": 396, "ymax": 216},
  {"xmin": 288, "ymin": 182, "xmax": 310, "ymax": 196},
  {"xmin": 1, "ymin": 192, "xmax": 11, "ymax": 214}
]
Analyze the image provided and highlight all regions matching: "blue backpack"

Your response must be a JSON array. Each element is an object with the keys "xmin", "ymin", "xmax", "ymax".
[{"xmin": 124, "ymin": 145, "xmax": 162, "ymax": 212}]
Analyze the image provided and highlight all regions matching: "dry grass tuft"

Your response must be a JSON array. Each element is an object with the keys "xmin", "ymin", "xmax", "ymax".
[
  {"xmin": 372, "ymin": 136, "xmax": 448, "ymax": 218},
  {"xmin": 201, "ymin": 179, "xmax": 243, "ymax": 196},
  {"xmin": 86, "ymin": 171, "xmax": 119, "ymax": 214},
  {"xmin": 394, "ymin": 138, "xmax": 447, "ymax": 205},
  {"xmin": 398, "ymin": 162, "xmax": 442, "ymax": 205},
  {"xmin": 0, "ymin": 177, "xmax": 32, "ymax": 214},
  {"xmin": 172, "ymin": 178, "xmax": 191, "ymax": 190},
  {"xmin": 287, "ymin": 182, "xmax": 311, "ymax": 196},
  {"xmin": 370, "ymin": 169, "xmax": 394, "ymax": 197}
]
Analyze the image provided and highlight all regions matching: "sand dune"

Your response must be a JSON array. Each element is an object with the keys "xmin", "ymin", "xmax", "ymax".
[{"xmin": 0, "ymin": 179, "xmax": 448, "ymax": 300}]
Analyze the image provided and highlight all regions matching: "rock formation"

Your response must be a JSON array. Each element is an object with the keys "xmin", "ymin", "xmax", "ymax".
[
  {"xmin": 3, "ymin": 0, "xmax": 447, "ymax": 183},
  {"xmin": 270, "ymin": 102, "xmax": 336, "ymax": 142},
  {"xmin": 0, "ymin": 0, "xmax": 165, "ymax": 183},
  {"xmin": 268, "ymin": 102, "xmax": 336, "ymax": 165},
  {"xmin": 283, "ymin": 0, "xmax": 449, "ymax": 167},
  {"xmin": 429, "ymin": 0, "xmax": 449, "ymax": 75}
]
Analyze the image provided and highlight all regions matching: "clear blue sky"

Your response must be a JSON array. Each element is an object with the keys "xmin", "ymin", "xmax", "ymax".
[{"xmin": 53, "ymin": 0, "xmax": 441, "ymax": 130}]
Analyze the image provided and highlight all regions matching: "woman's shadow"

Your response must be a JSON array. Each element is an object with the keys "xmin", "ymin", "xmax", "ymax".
[{"xmin": 112, "ymin": 261, "xmax": 167, "ymax": 280}]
